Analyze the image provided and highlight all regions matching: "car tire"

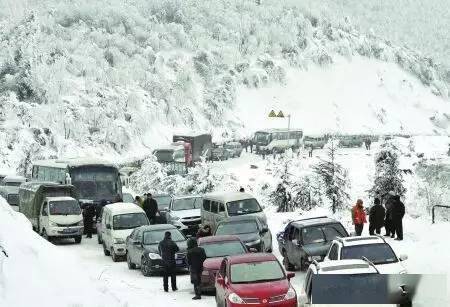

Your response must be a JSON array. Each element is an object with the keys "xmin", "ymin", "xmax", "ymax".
[
  {"xmin": 97, "ymin": 234, "xmax": 102, "ymax": 244},
  {"xmin": 141, "ymin": 258, "xmax": 152, "ymax": 277},
  {"xmin": 111, "ymin": 248, "xmax": 120, "ymax": 262},
  {"xmin": 127, "ymin": 253, "xmax": 136, "ymax": 270},
  {"xmin": 74, "ymin": 236, "xmax": 82, "ymax": 244},
  {"xmin": 103, "ymin": 242, "xmax": 110, "ymax": 256},
  {"xmin": 283, "ymin": 251, "xmax": 295, "ymax": 271}
]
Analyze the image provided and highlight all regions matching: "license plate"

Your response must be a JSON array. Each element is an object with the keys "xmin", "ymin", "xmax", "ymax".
[
  {"xmin": 63, "ymin": 228, "xmax": 74, "ymax": 233},
  {"xmin": 176, "ymin": 260, "xmax": 183, "ymax": 265}
]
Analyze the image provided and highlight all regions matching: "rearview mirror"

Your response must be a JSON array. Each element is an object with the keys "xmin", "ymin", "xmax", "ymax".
[
  {"xmin": 287, "ymin": 272, "xmax": 295, "ymax": 280},
  {"xmin": 399, "ymin": 254, "xmax": 408, "ymax": 261},
  {"xmin": 106, "ymin": 224, "xmax": 111, "ymax": 229}
]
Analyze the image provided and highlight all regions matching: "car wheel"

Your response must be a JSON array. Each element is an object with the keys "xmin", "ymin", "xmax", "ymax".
[
  {"xmin": 111, "ymin": 248, "xmax": 120, "ymax": 262},
  {"xmin": 283, "ymin": 251, "xmax": 295, "ymax": 271},
  {"xmin": 103, "ymin": 242, "xmax": 110, "ymax": 256},
  {"xmin": 74, "ymin": 236, "xmax": 82, "ymax": 244},
  {"xmin": 42, "ymin": 229, "xmax": 52, "ymax": 242},
  {"xmin": 97, "ymin": 234, "xmax": 102, "ymax": 244},
  {"xmin": 141, "ymin": 258, "xmax": 152, "ymax": 277},
  {"xmin": 127, "ymin": 253, "xmax": 136, "ymax": 270}
]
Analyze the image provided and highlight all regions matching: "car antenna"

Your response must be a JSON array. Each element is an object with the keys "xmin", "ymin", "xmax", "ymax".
[{"xmin": 361, "ymin": 256, "xmax": 379, "ymax": 274}]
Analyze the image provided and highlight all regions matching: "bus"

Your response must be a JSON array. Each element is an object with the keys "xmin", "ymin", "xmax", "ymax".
[
  {"xmin": 253, "ymin": 128, "xmax": 303, "ymax": 154},
  {"xmin": 31, "ymin": 158, "xmax": 122, "ymax": 207}
]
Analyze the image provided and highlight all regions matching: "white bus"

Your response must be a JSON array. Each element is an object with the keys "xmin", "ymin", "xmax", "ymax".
[
  {"xmin": 253, "ymin": 128, "xmax": 303, "ymax": 154},
  {"xmin": 31, "ymin": 158, "xmax": 122, "ymax": 206}
]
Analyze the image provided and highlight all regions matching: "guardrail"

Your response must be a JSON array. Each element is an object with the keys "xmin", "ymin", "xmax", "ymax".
[{"xmin": 431, "ymin": 205, "xmax": 450, "ymax": 224}]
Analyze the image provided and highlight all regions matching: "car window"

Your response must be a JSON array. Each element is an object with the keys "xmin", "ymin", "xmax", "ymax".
[
  {"xmin": 136, "ymin": 229, "xmax": 143, "ymax": 242},
  {"xmin": 201, "ymin": 241, "xmax": 247, "ymax": 258},
  {"xmin": 226, "ymin": 198, "xmax": 262, "ymax": 216},
  {"xmin": 230, "ymin": 260, "xmax": 285, "ymax": 284},
  {"xmin": 302, "ymin": 227, "xmax": 325, "ymax": 244},
  {"xmin": 294, "ymin": 228, "xmax": 301, "ymax": 241},
  {"xmin": 143, "ymin": 229, "xmax": 185, "ymax": 244},
  {"xmin": 216, "ymin": 221, "xmax": 258, "ymax": 235},
  {"xmin": 341, "ymin": 243, "xmax": 398, "ymax": 265},
  {"xmin": 172, "ymin": 197, "xmax": 202, "ymax": 210},
  {"xmin": 288, "ymin": 226, "xmax": 296, "ymax": 240},
  {"xmin": 211, "ymin": 201, "xmax": 218, "ymax": 213},
  {"xmin": 219, "ymin": 259, "xmax": 227, "ymax": 277},
  {"xmin": 113, "ymin": 213, "xmax": 148, "ymax": 230},
  {"xmin": 328, "ymin": 243, "xmax": 339, "ymax": 260},
  {"xmin": 322, "ymin": 224, "xmax": 348, "ymax": 240},
  {"xmin": 218, "ymin": 202, "xmax": 225, "ymax": 213},
  {"xmin": 203, "ymin": 199, "xmax": 211, "ymax": 212},
  {"xmin": 42, "ymin": 202, "xmax": 48, "ymax": 216}
]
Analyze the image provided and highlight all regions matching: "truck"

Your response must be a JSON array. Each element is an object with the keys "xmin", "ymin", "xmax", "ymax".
[
  {"xmin": 153, "ymin": 143, "xmax": 189, "ymax": 175},
  {"xmin": 19, "ymin": 182, "xmax": 84, "ymax": 243},
  {"xmin": 172, "ymin": 133, "xmax": 213, "ymax": 164}
]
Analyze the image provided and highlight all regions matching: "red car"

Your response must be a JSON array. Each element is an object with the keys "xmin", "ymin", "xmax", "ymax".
[
  {"xmin": 215, "ymin": 253, "xmax": 297, "ymax": 307},
  {"xmin": 198, "ymin": 235, "xmax": 249, "ymax": 292}
]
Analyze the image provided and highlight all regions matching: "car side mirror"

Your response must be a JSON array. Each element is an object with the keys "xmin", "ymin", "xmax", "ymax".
[
  {"xmin": 399, "ymin": 254, "xmax": 408, "ymax": 261},
  {"xmin": 260, "ymin": 227, "xmax": 269, "ymax": 234},
  {"xmin": 106, "ymin": 224, "xmax": 111, "ymax": 229},
  {"xmin": 287, "ymin": 272, "xmax": 295, "ymax": 280},
  {"xmin": 216, "ymin": 275, "xmax": 225, "ymax": 286}
]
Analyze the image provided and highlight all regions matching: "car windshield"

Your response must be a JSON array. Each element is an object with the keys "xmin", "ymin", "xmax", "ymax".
[
  {"xmin": 4, "ymin": 181, "xmax": 22, "ymax": 187},
  {"xmin": 113, "ymin": 213, "xmax": 148, "ymax": 230},
  {"xmin": 71, "ymin": 167, "xmax": 119, "ymax": 200},
  {"xmin": 201, "ymin": 241, "xmax": 247, "ymax": 258},
  {"xmin": 231, "ymin": 260, "xmax": 284, "ymax": 284},
  {"xmin": 341, "ymin": 243, "xmax": 398, "ymax": 265},
  {"xmin": 254, "ymin": 132, "xmax": 270, "ymax": 144},
  {"xmin": 216, "ymin": 221, "xmax": 258, "ymax": 235},
  {"xmin": 154, "ymin": 196, "xmax": 172, "ymax": 210},
  {"xmin": 49, "ymin": 200, "xmax": 81, "ymax": 215},
  {"xmin": 7, "ymin": 194, "xmax": 19, "ymax": 205},
  {"xmin": 302, "ymin": 227, "xmax": 326, "ymax": 244},
  {"xmin": 123, "ymin": 193, "xmax": 134, "ymax": 203},
  {"xmin": 143, "ymin": 229, "xmax": 185, "ymax": 244},
  {"xmin": 172, "ymin": 197, "xmax": 202, "ymax": 211},
  {"xmin": 227, "ymin": 199, "xmax": 262, "ymax": 216},
  {"xmin": 322, "ymin": 224, "xmax": 348, "ymax": 240}
]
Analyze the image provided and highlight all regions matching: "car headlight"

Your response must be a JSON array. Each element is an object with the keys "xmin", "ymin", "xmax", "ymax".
[
  {"xmin": 228, "ymin": 293, "xmax": 244, "ymax": 304},
  {"xmin": 49, "ymin": 221, "xmax": 58, "ymax": 227},
  {"xmin": 148, "ymin": 253, "xmax": 162, "ymax": 260},
  {"xmin": 246, "ymin": 239, "xmax": 261, "ymax": 246},
  {"xmin": 284, "ymin": 287, "xmax": 296, "ymax": 300},
  {"xmin": 77, "ymin": 220, "xmax": 84, "ymax": 226},
  {"xmin": 307, "ymin": 255, "xmax": 322, "ymax": 262},
  {"xmin": 113, "ymin": 238, "xmax": 125, "ymax": 244}
]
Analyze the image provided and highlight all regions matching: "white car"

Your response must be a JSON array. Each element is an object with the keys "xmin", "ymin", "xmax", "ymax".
[
  {"xmin": 323, "ymin": 236, "xmax": 408, "ymax": 274},
  {"xmin": 166, "ymin": 195, "xmax": 202, "ymax": 236}
]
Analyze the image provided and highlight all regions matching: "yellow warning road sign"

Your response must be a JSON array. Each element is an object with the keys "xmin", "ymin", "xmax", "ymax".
[
  {"xmin": 268, "ymin": 110, "xmax": 277, "ymax": 117},
  {"xmin": 277, "ymin": 111, "xmax": 285, "ymax": 118}
]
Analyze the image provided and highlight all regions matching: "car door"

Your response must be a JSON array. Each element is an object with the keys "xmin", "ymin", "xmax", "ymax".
[
  {"xmin": 216, "ymin": 259, "xmax": 228, "ymax": 304},
  {"xmin": 215, "ymin": 202, "xmax": 226, "ymax": 230},
  {"xmin": 202, "ymin": 199, "xmax": 211, "ymax": 226},
  {"xmin": 134, "ymin": 229, "xmax": 144, "ymax": 263},
  {"xmin": 127, "ymin": 229, "xmax": 136, "ymax": 261},
  {"xmin": 210, "ymin": 201, "xmax": 219, "ymax": 229},
  {"xmin": 292, "ymin": 227, "xmax": 303, "ymax": 266},
  {"xmin": 104, "ymin": 212, "xmax": 112, "ymax": 250},
  {"xmin": 325, "ymin": 243, "xmax": 339, "ymax": 261},
  {"xmin": 39, "ymin": 201, "xmax": 49, "ymax": 233},
  {"xmin": 285, "ymin": 226, "xmax": 296, "ymax": 261},
  {"xmin": 257, "ymin": 219, "xmax": 271, "ymax": 251}
]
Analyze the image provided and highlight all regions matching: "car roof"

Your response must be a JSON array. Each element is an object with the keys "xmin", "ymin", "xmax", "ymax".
[
  {"xmin": 136, "ymin": 224, "xmax": 177, "ymax": 232},
  {"xmin": 336, "ymin": 236, "xmax": 386, "ymax": 247},
  {"xmin": 227, "ymin": 253, "xmax": 277, "ymax": 265},
  {"xmin": 315, "ymin": 260, "xmax": 378, "ymax": 274},
  {"xmin": 3, "ymin": 175, "xmax": 26, "ymax": 182},
  {"xmin": 290, "ymin": 216, "xmax": 341, "ymax": 227},
  {"xmin": 104, "ymin": 202, "xmax": 145, "ymax": 214},
  {"xmin": 33, "ymin": 158, "xmax": 117, "ymax": 169},
  {"xmin": 198, "ymin": 235, "xmax": 241, "ymax": 245},
  {"xmin": 219, "ymin": 215, "xmax": 260, "ymax": 224},
  {"xmin": 45, "ymin": 196, "xmax": 76, "ymax": 202},
  {"xmin": 203, "ymin": 192, "xmax": 255, "ymax": 203},
  {"xmin": 172, "ymin": 195, "xmax": 202, "ymax": 200}
]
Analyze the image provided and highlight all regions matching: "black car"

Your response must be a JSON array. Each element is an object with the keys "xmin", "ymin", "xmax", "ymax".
[
  {"xmin": 214, "ymin": 216, "xmax": 272, "ymax": 253},
  {"xmin": 125, "ymin": 224, "xmax": 188, "ymax": 276},
  {"xmin": 277, "ymin": 216, "xmax": 349, "ymax": 271}
]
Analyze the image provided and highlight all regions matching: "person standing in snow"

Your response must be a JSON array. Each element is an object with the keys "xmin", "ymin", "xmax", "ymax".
[
  {"xmin": 249, "ymin": 138, "xmax": 253, "ymax": 153},
  {"xmin": 134, "ymin": 196, "xmax": 144, "ymax": 208},
  {"xmin": 391, "ymin": 195, "xmax": 405, "ymax": 240},
  {"xmin": 308, "ymin": 146, "xmax": 314, "ymax": 158},
  {"xmin": 158, "ymin": 231, "xmax": 179, "ymax": 292},
  {"xmin": 384, "ymin": 192, "xmax": 396, "ymax": 237},
  {"xmin": 186, "ymin": 238, "xmax": 207, "ymax": 300},
  {"xmin": 143, "ymin": 193, "xmax": 159, "ymax": 224},
  {"xmin": 369, "ymin": 198, "xmax": 385, "ymax": 235},
  {"xmin": 351, "ymin": 199, "xmax": 367, "ymax": 236},
  {"xmin": 239, "ymin": 187, "xmax": 245, "ymax": 192},
  {"xmin": 84, "ymin": 203, "xmax": 95, "ymax": 238}
]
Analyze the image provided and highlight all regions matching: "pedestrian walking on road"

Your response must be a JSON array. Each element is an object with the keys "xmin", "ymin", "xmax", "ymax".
[
  {"xmin": 384, "ymin": 192, "xmax": 396, "ymax": 237},
  {"xmin": 158, "ymin": 231, "xmax": 179, "ymax": 292},
  {"xmin": 369, "ymin": 198, "xmax": 385, "ymax": 235},
  {"xmin": 391, "ymin": 195, "xmax": 405, "ymax": 240},
  {"xmin": 84, "ymin": 203, "xmax": 95, "ymax": 238},
  {"xmin": 351, "ymin": 199, "xmax": 367, "ymax": 236},
  {"xmin": 143, "ymin": 193, "xmax": 159, "ymax": 224},
  {"xmin": 187, "ymin": 238, "xmax": 207, "ymax": 300},
  {"xmin": 308, "ymin": 146, "xmax": 314, "ymax": 158}
]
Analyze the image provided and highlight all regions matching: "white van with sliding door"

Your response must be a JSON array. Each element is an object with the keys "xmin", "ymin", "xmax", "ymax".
[{"xmin": 101, "ymin": 203, "xmax": 149, "ymax": 262}]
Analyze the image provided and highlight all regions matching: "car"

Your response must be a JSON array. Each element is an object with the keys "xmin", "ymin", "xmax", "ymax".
[
  {"xmin": 224, "ymin": 142, "xmax": 243, "ymax": 158},
  {"xmin": 277, "ymin": 216, "xmax": 349, "ymax": 271},
  {"xmin": 336, "ymin": 135, "xmax": 364, "ymax": 148},
  {"xmin": 198, "ymin": 235, "xmax": 249, "ymax": 292},
  {"xmin": 214, "ymin": 216, "xmax": 272, "ymax": 253},
  {"xmin": 210, "ymin": 144, "xmax": 231, "ymax": 161},
  {"xmin": 100, "ymin": 203, "xmax": 150, "ymax": 262},
  {"xmin": 166, "ymin": 195, "xmax": 202, "ymax": 236},
  {"xmin": 215, "ymin": 253, "xmax": 297, "ymax": 307},
  {"xmin": 202, "ymin": 192, "xmax": 267, "ymax": 232},
  {"xmin": 153, "ymin": 193, "xmax": 172, "ymax": 223},
  {"xmin": 303, "ymin": 136, "xmax": 328, "ymax": 149},
  {"xmin": 1, "ymin": 175, "xmax": 26, "ymax": 187},
  {"xmin": 299, "ymin": 259, "xmax": 379, "ymax": 305},
  {"xmin": 125, "ymin": 224, "xmax": 188, "ymax": 276},
  {"xmin": 323, "ymin": 235, "xmax": 408, "ymax": 274},
  {"xmin": 0, "ymin": 185, "xmax": 19, "ymax": 211}
]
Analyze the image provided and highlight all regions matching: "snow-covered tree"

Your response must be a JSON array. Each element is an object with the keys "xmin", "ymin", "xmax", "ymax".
[
  {"xmin": 312, "ymin": 138, "xmax": 350, "ymax": 213},
  {"xmin": 370, "ymin": 140, "xmax": 406, "ymax": 201}
]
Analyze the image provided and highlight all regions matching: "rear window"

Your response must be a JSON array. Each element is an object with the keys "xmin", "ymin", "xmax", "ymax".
[
  {"xmin": 227, "ymin": 198, "xmax": 262, "ymax": 216},
  {"xmin": 341, "ymin": 243, "xmax": 398, "ymax": 265}
]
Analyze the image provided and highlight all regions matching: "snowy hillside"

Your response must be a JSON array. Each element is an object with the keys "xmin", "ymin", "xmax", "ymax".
[
  {"xmin": 0, "ymin": 0, "xmax": 449, "ymax": 171},
  {"xmin": 0, "ymin": 197, "xmax": 124, "ymax": 307}
]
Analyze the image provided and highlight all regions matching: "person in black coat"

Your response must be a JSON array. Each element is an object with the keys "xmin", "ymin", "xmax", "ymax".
[
  {"xmin": 143, "ymin": 193, "xmax": 159, "ymax": 224},
  {"xmin": 158, "ymin": 231, "xmax": 179, "ymax": 292},
  {"xmin": 84, "ymin": 203, "xmax": 96, "ymax": 238},
  {"xmin": 391, "ymin": 195, "xmax": 405, "ymax": 240},
  {"xmin": 369, "ymin": 198, "xmax": 385, "ymax": 235},
  {"xmin": 384, "ymin": 193, "xmax": 395, "ymax": 237},
  {"xmin": 187, "ymin": 238, "xmax": 207, "ymax": 300}
]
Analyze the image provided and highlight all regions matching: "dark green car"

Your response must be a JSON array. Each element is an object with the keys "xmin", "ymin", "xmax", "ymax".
[{"xmin": 125, "ymin": 224, "xmax": 188, "ymax": 276}]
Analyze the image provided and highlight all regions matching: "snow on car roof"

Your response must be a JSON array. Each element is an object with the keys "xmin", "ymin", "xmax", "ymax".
[
  {"xmin": 316, "ymin": 260, "xmax": 378, "ymax": 274},
  {"xmin": 172, "ymin": 195, "xmax": 202, "ymax": 200},
  {"xmin": 33, "ymin": 158, "xmax": 117, "ymax": 169},
  {"xmin": 3, "ymin": 175, "xmax": 26, "ymax": 182},
  {"xmin": 338, "ymin": 236, "xmax": 386, "ymax": 247},
  {"xmin": 291, "ymin": 217, "xmax": 340, "ymax": 227},
  {"xmin": 105, "ymin": 202, "xmax": 145, "ymax": 214},
  {"xmin": 44, "ymin": 196, "xmax": 77, "ymax": 202},
  {"xmin": 227, "ymin": 253, "xmax": 277, "ymax": 265},
  {"xmin": 137, "ymin": 224, "xmax": 177, "ymax": 232},
  {"xmin": 203, "ymin": 192, "xmax": 256, "ymax": 203},
  {"xmin": 198, "ymin": 235, "xmax": 241, "ymax": 245}
]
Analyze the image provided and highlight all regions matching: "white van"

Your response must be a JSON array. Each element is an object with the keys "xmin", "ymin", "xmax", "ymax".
[
  {"xmin": 39, "ymin": 196, "xmax": 84, "ymax": 243},
  {"xmin": 201, "ymin": 192, "xmax": 267, "ymax": 232},
  {"xmin": 101, "ymin": 203, "xmax": 149, "ymax": 262}
]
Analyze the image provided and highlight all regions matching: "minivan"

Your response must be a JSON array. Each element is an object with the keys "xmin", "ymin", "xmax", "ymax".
[
  {"xmin": 201, "ymin": 192, "xmax": 267, "ymax": 232},
  {"xmin": 101, "ymin": 202, "xmax": 149, "ymax": 262},
  {"xmin": 0, "ymin": 186, "xmax": 20, "ymax": 211}
]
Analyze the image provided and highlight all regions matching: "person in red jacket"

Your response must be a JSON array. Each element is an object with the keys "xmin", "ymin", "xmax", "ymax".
[{"xmin": 352, "ymin": 199, "xmax": 367, "ymax": 236}]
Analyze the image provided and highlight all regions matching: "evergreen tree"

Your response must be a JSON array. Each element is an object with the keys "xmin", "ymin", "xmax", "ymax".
[
  {"xmin": 312, "ymin": 138, "xmax": 350, "ymax": 213},
  {"xmin": 370, "ymin": 141, "xmax": 406, "ymax": 201}
]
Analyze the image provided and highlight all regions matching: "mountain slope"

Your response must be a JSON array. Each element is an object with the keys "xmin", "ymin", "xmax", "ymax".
[{"xmin": 0, "ymin": 0, "xmax": 448, "ymax": 171}]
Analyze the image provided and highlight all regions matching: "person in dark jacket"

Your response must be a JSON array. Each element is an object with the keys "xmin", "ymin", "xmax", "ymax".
[
  {"xmin": 143, "ymin": 193, "xmax": 159, "ymax": 224},
  {"xmin": 158, "ymin": 231, "xmax": 179, "ymax": 292},
  {"xmin": 384, "ymin": 193, "xmax": 395, "ymax": 237},
  {"xmin": 84, "ymin": 203, "xmax": 96, "ymax": 238},
  {"xmin": 187, "ymin": 238, "xmax": 207, "ymax": 300},
  {"xmin": 391, "ymin": 195, "xmax": 405, "ymax": 240},
  {"xmin": 369, "ymin": 198, "xmax": 385, "ymax": 235},
  {"xmin": 196, "ymin": 225, "xmax": 212, "ymax": 239}
]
